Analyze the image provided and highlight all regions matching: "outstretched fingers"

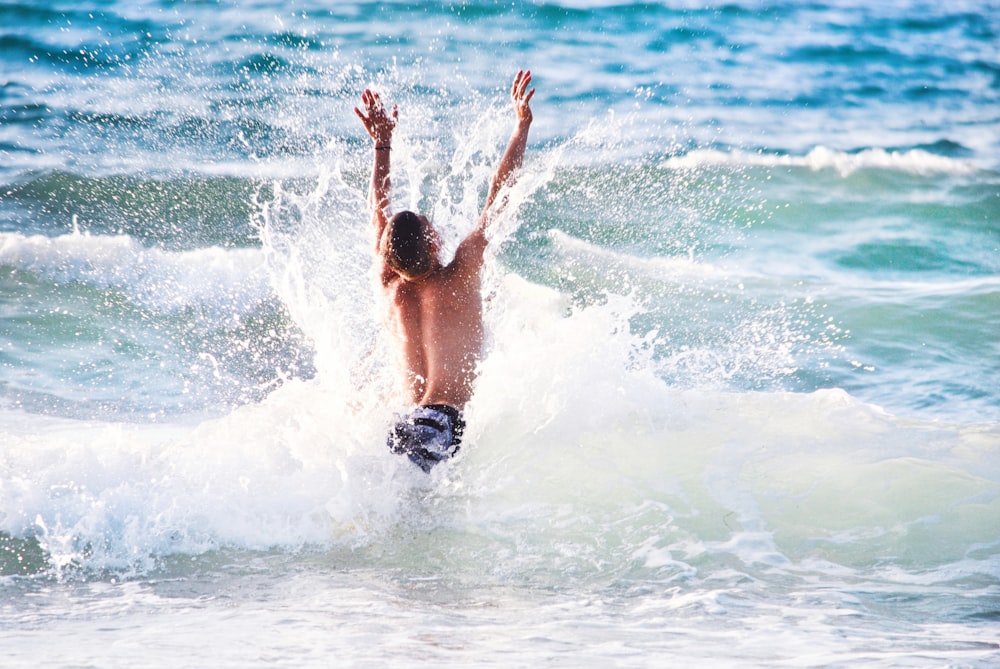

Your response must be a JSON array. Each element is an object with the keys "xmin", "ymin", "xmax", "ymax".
[
  {"xmin": 512, "ymin": 70, "xmax": 532, "ymax": 99},
  {"xmin": 355, "ymin": 89, "xmax": 397, "ymax": 141},
  {"xmin": 511, "ymin": 70, "xmax": 534, "ymax": 121}
]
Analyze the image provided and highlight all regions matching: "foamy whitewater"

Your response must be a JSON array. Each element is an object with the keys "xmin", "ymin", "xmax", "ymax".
[{"xmin": 2, "ymin": 1, "xmax": 999, "ymax": 667}]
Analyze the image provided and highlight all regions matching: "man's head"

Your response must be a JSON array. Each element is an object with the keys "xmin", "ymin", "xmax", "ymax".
[{"xmin": 381, "ymin": 210, "xmax": 440, "ymax": 280}]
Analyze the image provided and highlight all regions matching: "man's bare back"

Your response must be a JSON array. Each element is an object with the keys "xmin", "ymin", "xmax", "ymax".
[
  {"xmin": 355, "ymin": 71, "xmax": 535, "ymax": 410},
  {"xmin": 353, "ymin": 71, "xmax": 534, "ymax": 470},
  {"xmin": 381, "ymin": 233, "xmax": 485, "ymax": 408}
]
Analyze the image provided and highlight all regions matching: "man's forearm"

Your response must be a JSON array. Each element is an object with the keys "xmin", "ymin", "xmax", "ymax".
[
  {"xmin": 370, "ymin": 145, "xmax": 392, "ymax": 215},
  {"xmin": 485, "ymin": 118, "xmax": 531, "ymax": 211},
  {"xmin": 355, "ymin": 88, "xmax": 396, "ymax": 229}
]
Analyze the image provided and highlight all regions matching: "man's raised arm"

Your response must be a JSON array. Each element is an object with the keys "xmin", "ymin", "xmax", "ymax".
[
  {"xmin": 479, "ymin": 70, "xmax": 535, "ymax": 228},
  {"xmin": 354, "ymin": 89, "xmax": 397, "ymax": 244}
]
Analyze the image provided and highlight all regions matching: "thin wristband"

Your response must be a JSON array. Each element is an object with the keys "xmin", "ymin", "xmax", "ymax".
[{"xmin": 375, "ymin": 145, "xmax": 391, "ymax": 150}]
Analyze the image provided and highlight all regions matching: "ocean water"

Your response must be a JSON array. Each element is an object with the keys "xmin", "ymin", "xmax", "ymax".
[{"xmin": 1, "ymin": 0, "xmax": 999, "ymax": 666}]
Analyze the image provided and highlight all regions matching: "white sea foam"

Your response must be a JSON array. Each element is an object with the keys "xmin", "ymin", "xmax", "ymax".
[
  {"xmin": 663, "ymin": 146, "xmax": 979, "ymax": 177},
  {"xmin": 3, "ymin": 291, "xmax": 997, "ymax": 578},
  {"xmin": 0, "ymin": 230, "xmax": 270, "ymax": 313}
]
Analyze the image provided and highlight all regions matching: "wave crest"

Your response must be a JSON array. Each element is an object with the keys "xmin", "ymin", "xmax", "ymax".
[
  {"xmin": 663, "ymin": 146, "xmax": 978, "ymax": 177},
  {"xmin": 0, "ymin": 229, "xmax": 270, "ymax": 313}
]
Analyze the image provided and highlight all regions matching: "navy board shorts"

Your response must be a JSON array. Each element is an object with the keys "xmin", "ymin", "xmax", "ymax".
[{"xmin": 387, "ymin": 404, "xmax": 465, "ymax": 472}]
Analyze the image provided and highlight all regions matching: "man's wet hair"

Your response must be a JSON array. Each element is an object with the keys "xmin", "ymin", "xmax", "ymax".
[{"xmin": 385, "ymin": 210, "xmax": 435, "ymax": 278}]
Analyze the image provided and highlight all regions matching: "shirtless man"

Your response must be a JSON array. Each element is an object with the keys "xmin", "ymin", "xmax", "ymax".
[{"xmin": 354, "ymin": 70, "xmax": 535, "ymax": 471}]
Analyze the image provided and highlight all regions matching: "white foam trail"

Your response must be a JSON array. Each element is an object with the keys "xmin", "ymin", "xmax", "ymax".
[
  {"xmin": 663, "ymin": 146, "xmax": 978, "ymax": 177},
  {"xmin": 548, "ymin": 228, "xmax": 722, "ymax": 278}
]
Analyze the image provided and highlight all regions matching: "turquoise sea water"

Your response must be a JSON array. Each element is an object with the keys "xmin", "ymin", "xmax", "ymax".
[{"xmin": 2, "ymin": 1, "xmax": 999, "ymax": 666}]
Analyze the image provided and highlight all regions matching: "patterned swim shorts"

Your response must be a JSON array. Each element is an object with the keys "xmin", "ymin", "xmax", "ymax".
[{"xmin": 386, "ymin": 404, "xmax": 465, "ymax": 472}]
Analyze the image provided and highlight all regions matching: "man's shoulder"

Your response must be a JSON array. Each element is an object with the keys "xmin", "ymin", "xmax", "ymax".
[{"xmin": 450, "ymin": 228, "xmax": 487, "ymax": 270}]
